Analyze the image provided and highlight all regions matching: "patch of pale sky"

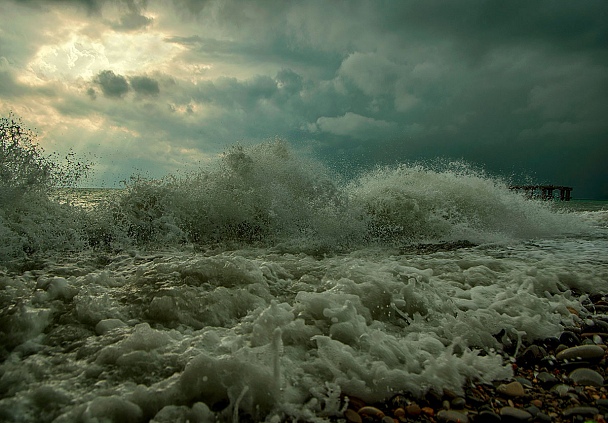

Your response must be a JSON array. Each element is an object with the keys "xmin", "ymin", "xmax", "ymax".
[{"xmin": 26, "ymin": 29, "xmax": 182, "ymax": 84}]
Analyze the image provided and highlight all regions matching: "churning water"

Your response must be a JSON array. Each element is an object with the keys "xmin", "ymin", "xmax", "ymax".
[{"xmin": 1, "ymin": 141, "xmax": 607, "ymax": 422}]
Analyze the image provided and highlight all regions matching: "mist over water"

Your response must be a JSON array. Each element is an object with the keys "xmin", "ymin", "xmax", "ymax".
[{"xmin": 1, "ymin": 140, "xmax": 606, "ymax": 422}]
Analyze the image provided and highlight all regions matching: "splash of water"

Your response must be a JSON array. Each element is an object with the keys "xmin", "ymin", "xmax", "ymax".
[
  {"xmin": 110, "ymin": 141, "xmax": 584, "ymax": 250},
  {"xmin": 0, "ymin": 114, "xmax": 91, "ymax": 262},
  {"xmin": 0, "ymin": 132, "xmax": 587, "ymax": 264}
]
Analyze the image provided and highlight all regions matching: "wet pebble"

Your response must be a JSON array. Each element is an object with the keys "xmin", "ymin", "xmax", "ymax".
[
  {"xmin": 519, "ymin": 345, "xmax": 547, "ymax": 364},
  {"xmin": 421, "ymin": 406, "xmax": 435, "ymax": 417},
  {"xmin": 523, "ymin": 405, "xmax": 540, "ymax": 419},
  {"xmin": 536, "ymin": 371, "xmax": 558, "ymax": 388},
  {"xmin": 562, "ymin": 406, "xmax": 599, "ymax": 417},
  {"xmin": 569, "ymin": 367, "xmax": 605, "ymax": 387},
  {"xmin": 393, "ymin": 408, "xmax": 406, "ymax": 422},
  {"xmin": 596, "ymin": 399, "xmax": 608, "ymax": 414},
  {"xmin": 556, "ymin": 344, "xmax": 605, "ymax": 362},
  {"xmin": 474, "ymin": 410, "xmax": 501, "ymax": 423},
  {"xmin": 405, "ymin": 403, "xmax": 421, "ymax": 417},
  {"xmin": 344, "ymin": 409, "xmax": 363, "ymax": 423},
  {"xmin": 451, "ymin": 397, "xmax": 466, "ymax": 409},
  {"xmin": 358, "ymin": 406, "xmax": 385, "ymax": 420},
  {"xmin": 496, "ymin": 381, "xmax": 525, "ymax": 398},
  {"xmin": 535, "ymin": 412, "xmax": 551, "ymax": 422},
  {"xmin": 514, "ymin": 377, "xmax": 532, "ymax": 388},
  {"xmin": 437, "ymin": 409, "xmax": 469, "ymax": 423},
  {"xmin": 560, "ymin": 331, "xmax": 581, "ymax": 347},
  {"xmin": 347, "ymin": 396, "xmax": 367, "ymax": 411},
  {"xmin": 499, "ymin": 406, "xmax": 532, "ymax": 422},
  {"xmin": 550, "ymin": 384, "xmax": 572, "ymax": 397}
]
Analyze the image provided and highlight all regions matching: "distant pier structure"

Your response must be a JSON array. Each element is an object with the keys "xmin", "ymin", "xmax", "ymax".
[{"xmin": 509, "ymin": 185, "xmax": 573, "ymax": 201}]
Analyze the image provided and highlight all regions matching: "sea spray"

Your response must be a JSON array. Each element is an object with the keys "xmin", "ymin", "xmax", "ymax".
[
  {"xmin": 348, "ymin": 161, "xmax": 583, "ymax": 244},
  {"xmin": 105, "ymin": 141, "xmax": 588, "ymax": 254},
  {"xmin": 109, "ymin": 141, "xmax": 363, "ymax": 249},
  {"xmin": 2, "ymin": 131, "xmax": 605, "ymax": 422},
  {"xmin": 1, "ymin": 130, "xmax": 588, "ymax": 262},
  {"xmin": 0, "ymin": 114, "xmax": 91, "ymax": 263}
]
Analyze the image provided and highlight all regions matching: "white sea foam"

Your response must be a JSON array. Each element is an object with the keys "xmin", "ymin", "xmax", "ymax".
[{"xmin": 0, "ymin": 141, "xmax": 606, "ymax": 422}]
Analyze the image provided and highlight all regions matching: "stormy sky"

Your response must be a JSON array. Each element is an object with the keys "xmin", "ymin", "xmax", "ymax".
[{"xmin": 1, "ymin": 0, "xmax": 607, "ymax": 198}]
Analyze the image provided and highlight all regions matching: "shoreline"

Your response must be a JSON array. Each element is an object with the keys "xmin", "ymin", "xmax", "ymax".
[{"xmin": 340, "ymin": 294, "xmax": 608, "ymax": 423}]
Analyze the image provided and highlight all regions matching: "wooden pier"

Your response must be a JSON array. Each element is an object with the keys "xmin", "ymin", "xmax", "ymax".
[{"xmin": 509, "ymin": 185, "xmax": 573, "ymax": 201}]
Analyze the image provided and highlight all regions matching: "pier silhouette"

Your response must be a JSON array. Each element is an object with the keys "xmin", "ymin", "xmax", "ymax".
[{"xmin": 509, "ymin": 185, "xmax": 573, "ymax": 201}]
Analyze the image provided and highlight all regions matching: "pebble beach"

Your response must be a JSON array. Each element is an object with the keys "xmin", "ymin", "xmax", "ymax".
[{"xmin": 342, "ymin": 294, "xmax": 608, "ymax": 423}]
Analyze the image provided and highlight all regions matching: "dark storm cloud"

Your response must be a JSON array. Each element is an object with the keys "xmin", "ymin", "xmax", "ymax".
[
  {"xmin": 401, "ymin": 0, "xmax": 608, "ymax": 57},
  {"xmin": 2, "ymin": 0, "xmax": 607, "ymax": 196},
  {"xmin": 130, "ymin": 75, "xmax": 159, "ymax": 96},
  {"xmin": 94, "ymin": 70, "xmax": 130, "ymax": 98},
  {"xmin": 194, "ymin": 75, "xmax": 278, "ymax": 110},
  {"xmin": 275, "ymin": 69, "xmax": 303, "ymax": 95}
]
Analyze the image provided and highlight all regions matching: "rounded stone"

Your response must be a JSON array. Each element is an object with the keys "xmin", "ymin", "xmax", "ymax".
[
  {"xmin": 550, "ymin": 384, "xmax": 571, "ymax": 397},
  {"xmin": 514, "ymin": 377, "xmax": 533, "ymax": 388},
  {"xmin": 518, "ymin": 345, "xmax": 547, "ymax": 364},
  {"xmin": 536, "ymin": 371, "xmax": 558, "ymax": 387},
  {"xmin": 437, "ymin": 409, "xmax": 469, "ymax": 423},
  {"xmin": 405, "ymin": 403, "xmax": 421, "ymax": 416},
  {"xmin": 562, "ymin": 406, "xmax": 599, "ymax": 417},
  {"xmin": 497, "ymin": 381, "xmax": 525, "ymax": 398},
  {"xmin": 524, "ymin": 405, "xmax": 539, "ymax": 418},
  {"xmin": 535, "ymin": 412, "xmax": 551, "ymax": 422},
  {"xmin": 475, "ymin": 410, "xmax": 501, "ymax": 423},
  {"xmin": 499, "ymin": 406, "xmax": 532, "ymax": 422},
  {"xmin": 394, "ymin": 408, "xmax": 407, "ymax": 421},
  {"xmin": 358, "ymin": 406, "xmax": 385, "ymax": 419},
  {"xmin": 569, "ymin": 367, "xmax": 605, "ymax": 387},
  {"xmin": 556, "ymin": 345, "xmax": 605, "ymax": 362},
  {"xmin": 344, "ymin": 409, "xmax": 362, "ymax": 423},
  {"xmin": 596, "ymin": 398, "xmax": 608, "ymax": 412},
  {"xmin": 451, "ymin": 397, "xmax": 466, "ymax": 409}
]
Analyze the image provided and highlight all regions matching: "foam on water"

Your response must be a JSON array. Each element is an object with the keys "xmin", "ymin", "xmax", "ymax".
[{"xmin": 1, "ymin": 139, "xmax": 606, "ymax": 422}]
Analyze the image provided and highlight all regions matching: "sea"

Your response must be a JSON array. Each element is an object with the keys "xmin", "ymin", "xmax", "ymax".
[{"xmin": 0, "ymin": 141, "xmax": 607, "ymax": 422}]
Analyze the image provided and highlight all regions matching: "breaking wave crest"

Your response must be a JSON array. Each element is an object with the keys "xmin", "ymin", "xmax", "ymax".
[{"xmin": 0, "ymin": 139, "xmax": 587, "ymax": 262}]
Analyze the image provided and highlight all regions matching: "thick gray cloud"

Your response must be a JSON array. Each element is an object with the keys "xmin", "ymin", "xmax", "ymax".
[
  {"xmin": 94, "ymin": 70, "xmax": 130, "ymax": 98},
  {"xmin": 1, "ymin": 0, "xmax": 607, "ymax": 197},
  {"xmin": 130, "ymin": 75, "xmax": 159, "ymax": 96}
]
